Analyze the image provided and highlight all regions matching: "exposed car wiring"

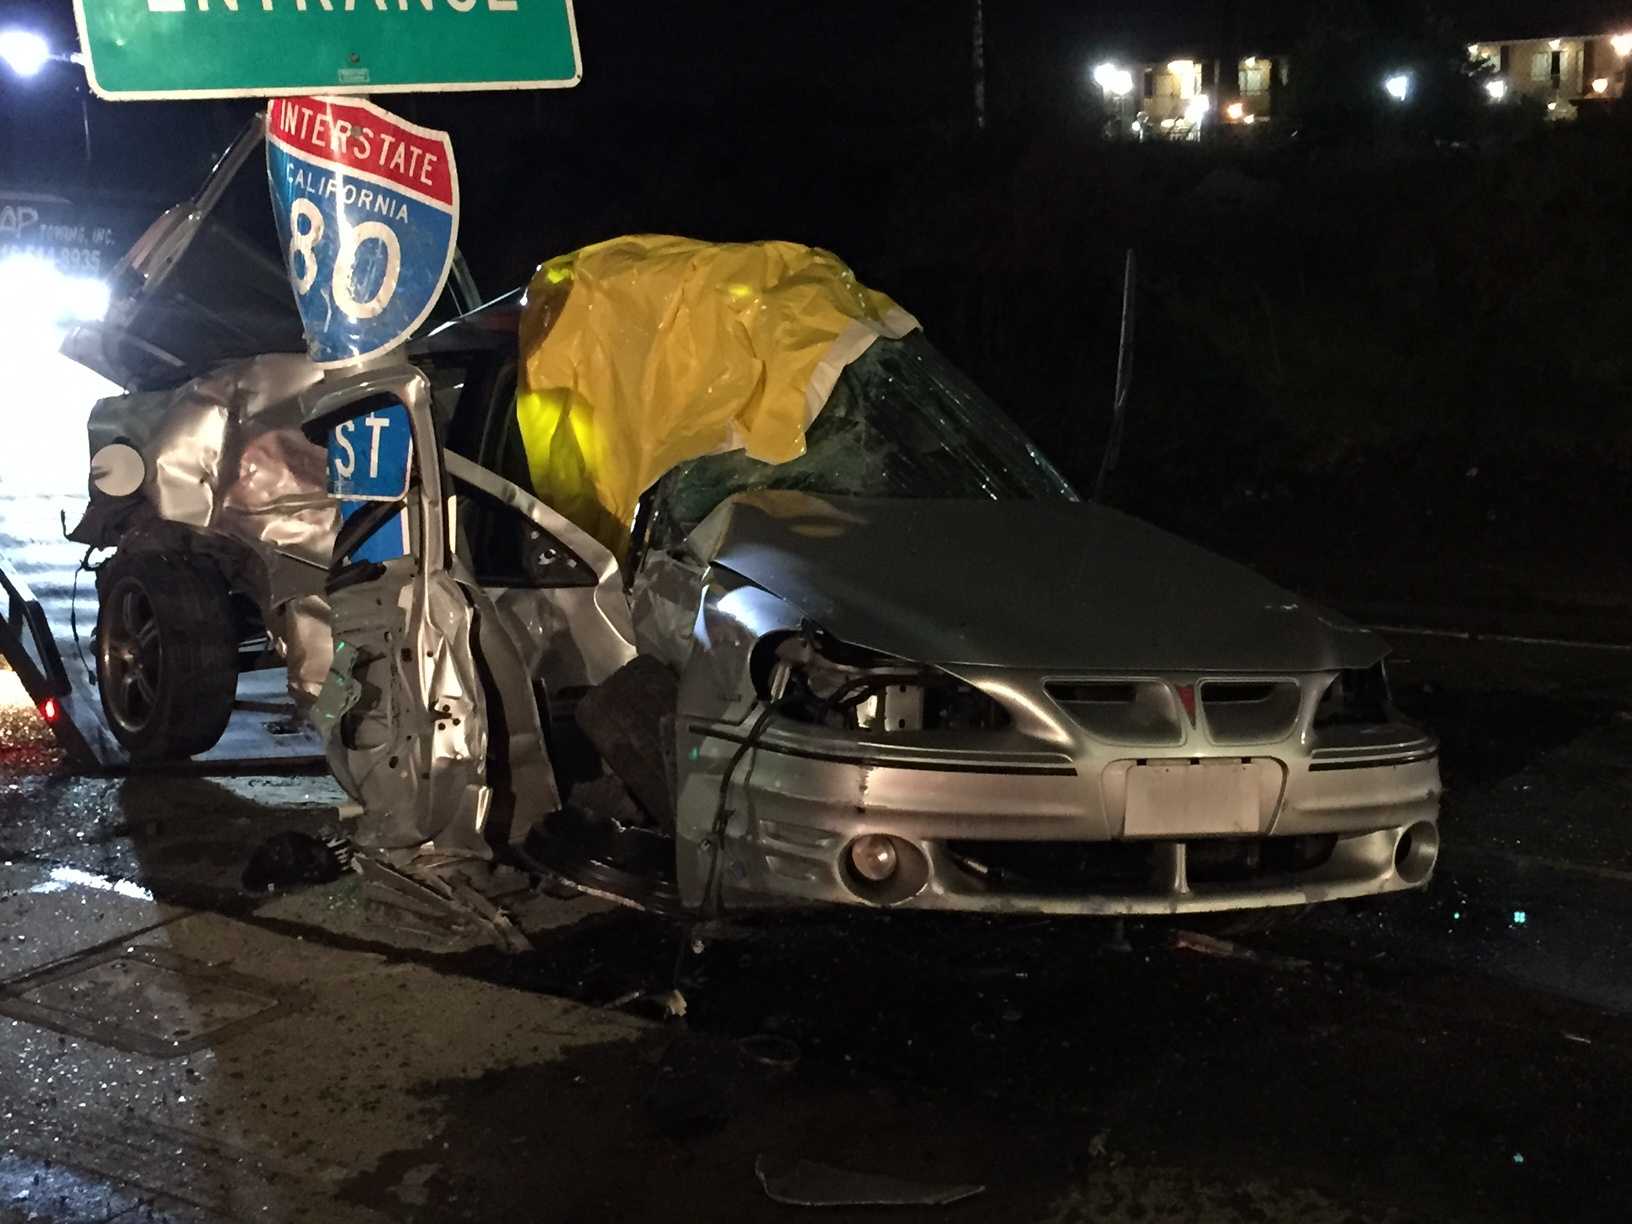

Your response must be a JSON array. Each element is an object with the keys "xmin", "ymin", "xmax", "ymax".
[
  {"xmin": 66, "ymin": 540, "xmax": 107, "ymax": 688},
  {"xmin": 700, "ymin": 660, "xmax": 920, "ymax": 916},
  {"xmin": 700, "ymin": 697, "xmax": 781, "ymax": 918}
]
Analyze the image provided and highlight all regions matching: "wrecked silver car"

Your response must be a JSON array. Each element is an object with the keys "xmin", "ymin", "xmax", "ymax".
[
  {"xmin": 65, "ymin": 138, "xmax": 1441, "ymax": 932},
  {"xmin": 64, "ymin": 119, "xmax": 479, "ymax": 757}
]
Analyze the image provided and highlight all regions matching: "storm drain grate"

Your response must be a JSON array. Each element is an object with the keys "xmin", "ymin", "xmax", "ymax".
[{"xmin": 0, "ymin": 946, "xmax": 295, "ymax": 1057}]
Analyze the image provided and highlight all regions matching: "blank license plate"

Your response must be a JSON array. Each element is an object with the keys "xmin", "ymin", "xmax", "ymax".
[{"xmin": 1124, "ymin": 762, "xmax": 1260, "ymax": 838}]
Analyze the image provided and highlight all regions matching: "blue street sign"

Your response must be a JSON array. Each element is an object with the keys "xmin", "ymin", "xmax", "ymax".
[
  {"xmin": 328, "ymin": 403, "xmax": 412, "ymax": 501},
  {"xmin": 328, "ymin": 402, "xmax": 413, "ymax": 563},
  {"xmin": 267, "ymin": 96, "xmax": 459, "ymax": 366},
  {"xmin": 336, "ymin": 501, "xmax": 409, "ymax": 565}
]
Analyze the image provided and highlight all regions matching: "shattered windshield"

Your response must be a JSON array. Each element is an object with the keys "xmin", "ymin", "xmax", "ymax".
[{"xmin": 655, "ymin": 333, "xmax": 1077, "ymax": 544}]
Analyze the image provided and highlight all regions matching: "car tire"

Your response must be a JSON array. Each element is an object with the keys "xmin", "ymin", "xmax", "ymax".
[{"xmin": 96, "ymin": 550, "xmax": 238, "ymax": 761}]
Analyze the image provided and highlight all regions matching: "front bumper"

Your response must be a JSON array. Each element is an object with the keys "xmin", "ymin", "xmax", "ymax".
[{"xmin": 675, "ymin": 720, "xmax": 1442, "ymax": 916}]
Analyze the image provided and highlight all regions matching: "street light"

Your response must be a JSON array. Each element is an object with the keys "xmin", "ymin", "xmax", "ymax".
[
  {"xmin": 0, "ymin": 29, "xmax": 86, "ymax": 79},
  {"xmin": 0, "ymin": 29, "xmax": 51, "ymax": 77},
  {"xmin": 1384, "ymin": 73, "xmax": 1412, "ymax": 102},
  {"xmin": 1485, "ymin": 79, "xmax": 1509, "ymax": 102},
  {"xmin": 1092, "ymin": 62, "xmax": 1135, "ymax": 141},
  {"xmin": 1613, "ymin": 33, "xmax": 1632, "ymax": 59},
  {"xmin": 1093, "ymin": 62, "xmax": 1134, "ymax": 98},
  {"xmin": 0, "ymin": 30, "xmax": 92, "ymax": 163}
]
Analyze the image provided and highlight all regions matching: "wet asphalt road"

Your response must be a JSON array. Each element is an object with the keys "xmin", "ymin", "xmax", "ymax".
[{"xmin": 3, "ymin": 633, "xmax": 1632, "ymax": 1223}]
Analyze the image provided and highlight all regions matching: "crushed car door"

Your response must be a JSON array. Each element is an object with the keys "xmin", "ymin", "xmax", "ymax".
[
  {"xmin": 440, "ymin": 356, "xmax": 638, "ymax": 732},
  {"xmin": 445, "ymin": 452, "xmax": 637, "ymax": 730},
  {"xmin": 306, "ymin": 362, "xmax": 560, "ymax": 863}
]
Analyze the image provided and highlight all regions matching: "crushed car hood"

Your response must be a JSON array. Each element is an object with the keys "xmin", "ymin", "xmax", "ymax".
[{"xmin": 692, "ymin": 491, "xmax": 1386, "ymax": 673}]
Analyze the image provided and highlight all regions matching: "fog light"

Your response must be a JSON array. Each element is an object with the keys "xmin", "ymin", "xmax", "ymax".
[
  {"xmin": 1394, "ymin": 821, "xmax": 1439, "ymax": 885},
  {"xmin": 849, "ymin": 835, "xmax": 899, "ymax": 882}
]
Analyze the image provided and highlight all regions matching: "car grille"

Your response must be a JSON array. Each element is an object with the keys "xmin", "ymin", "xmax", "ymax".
[
  {"xmin": 1044, "ymin": 680, "xmax": 1184, "ymax": 744},
  {"xmin": 1198, "ymin": 680, "xmax": 1302, "ymax": 744},
  {"xmin": 1184, "ymin": 834, "xmax": 1337, "ymax": 884},
  {"xmin": 945, "ymin": 834, "xmax": 1339, "ymax": 894},
  {"xmin": 946, "ymin": 840, "xmax": 1159, "ymax": 890}
]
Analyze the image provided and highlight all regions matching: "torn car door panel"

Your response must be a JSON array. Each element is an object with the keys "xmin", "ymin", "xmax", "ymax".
[{"xmin": 309, "ymin": 364, "xmax": 559, "ymax": 861}]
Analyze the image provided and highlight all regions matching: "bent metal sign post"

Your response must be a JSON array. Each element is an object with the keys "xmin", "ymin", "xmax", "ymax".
[
  {"xmin": 267, "ymin": 97, "xmax": 450, "ymax": 562},
  {"xmin": 72, "ymin": 0, "xmax": 580, "ymax": 99}
]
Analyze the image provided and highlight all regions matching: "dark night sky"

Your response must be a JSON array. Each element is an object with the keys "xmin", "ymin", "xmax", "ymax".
[
  {"xmin": 6, "ymin": 0, "xmax": 1632, "ymax": 197},
  {"xmin": 4, "ymin": 0, "xmax": 1632, "ymax": 283}
]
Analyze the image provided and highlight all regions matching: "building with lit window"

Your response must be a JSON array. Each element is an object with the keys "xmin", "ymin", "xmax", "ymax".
[
  {"xmin": 1122, "ymin": 53, "xmax": 1287, "ymax": 139},
  {"xmin": 1091, "ymin": 18, "xmax": 1632, "ymax": 141},
  {"xmin": 1468, "ymin": 32, "xmax": 1632, "ymax": 117}
]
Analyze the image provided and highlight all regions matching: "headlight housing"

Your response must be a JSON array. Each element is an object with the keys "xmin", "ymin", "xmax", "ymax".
[
  {"xmin": 754, "ymin": 626, "xmax": 1009, "ymax": 733},
  {"xmin": 1313, "ymin": 661, "xmax": 1394, "ymax": 730}
]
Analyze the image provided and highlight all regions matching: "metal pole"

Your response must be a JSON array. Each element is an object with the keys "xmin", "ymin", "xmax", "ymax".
[
  {"xmin": 1094, "ymin": 249, "xmax": 1138, "ymax": 502},
  {"xmin": 972, "ymin": 0, "xmax": 987, "ymax": 131}
]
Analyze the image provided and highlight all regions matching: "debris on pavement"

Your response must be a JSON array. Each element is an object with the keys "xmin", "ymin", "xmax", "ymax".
[
  {"xmin": 739, "ymin": 1033, "xmax": 801, "ymax": 1070},
  {"xmin": 529, "ymin": 788, "xmax": 686, "ymax": 915},
  {"xmin": 754, "ymin": 1155, "xmax": 984, "ymax": 1207},
  {"xmin": 1171, "ymin": 929, "xmax": 1257, "ymax": 960},
  {"xmin": 606, "ymin": 987, "xmax": 688, "ymax": 1020},
  {"xmin": 240, "ymin": 829, "xmax": 353, "ymax": 894},
  {"xmin": 1170, "ymin": 928, "xmax": 1311, "ymax": 972},
  {"xmin": 354, "ymin": 853, "xmax": 533, "ymax": 954}
]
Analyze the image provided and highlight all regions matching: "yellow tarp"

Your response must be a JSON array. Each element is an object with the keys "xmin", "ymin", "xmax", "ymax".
[{"xmin": 516, "ymin": 235, "xmax": 919, "ymax": 555}]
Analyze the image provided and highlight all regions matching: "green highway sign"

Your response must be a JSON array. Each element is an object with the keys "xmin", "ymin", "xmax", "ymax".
[{"xmin": 71, "ymin": 0, "xmax": 580, "ymax": 100}]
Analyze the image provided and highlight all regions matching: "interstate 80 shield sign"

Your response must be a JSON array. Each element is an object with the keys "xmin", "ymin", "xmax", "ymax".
[{"xmin": 267, "ymin": 97, "xmax": 459, "ymax": 366}]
